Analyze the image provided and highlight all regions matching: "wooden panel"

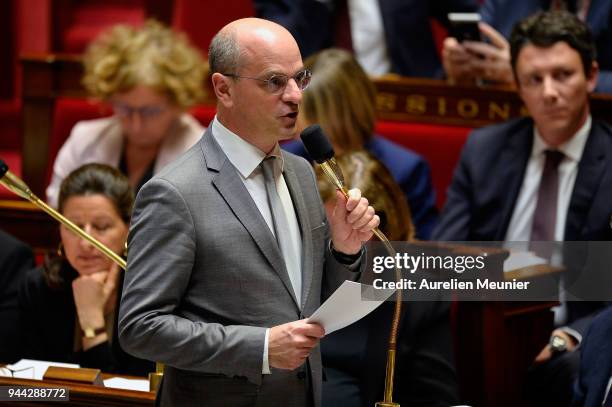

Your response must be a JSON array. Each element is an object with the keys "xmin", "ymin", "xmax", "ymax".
[
  {"xmin": 0, "ymin": 199, "xmax": 59, "ymax": 253},
  {"xmin": 21, "ymin": 54, "xmax": 83, "ymax": 196},
  {"xmin": 375, "ymin": 76, "xmax": 612, "ymax": 127}
]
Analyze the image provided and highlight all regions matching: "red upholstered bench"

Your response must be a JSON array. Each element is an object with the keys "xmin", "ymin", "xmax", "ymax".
[
  {"xmin": 190, "ymin": 105, "xmax": 217, "ymax": 128},
  {"xmin": 57, "ymin": 1, "xmax": 145, "ymax": 53},
  {"xmin": 0, "ymin": 100, "xmax": 22, "ymax": 199},
  {"xmin": 375, "ymin": 121, "xmax": 471, "ymax": 209},
  {"xmin": 0, "ymin": 150, "xmax": 21, "ymax": 199},
  {"xmin": 45, "ymin": 98, "xmax": 114, "ymax": 189}
]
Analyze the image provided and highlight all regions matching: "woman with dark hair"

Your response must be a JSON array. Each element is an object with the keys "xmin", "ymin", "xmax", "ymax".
[
  {"xmin": 283, "ymin": 48, "xmax": 438, "ymax": 239},
  {"xmin": 19, "ymin": 163, "xmax": 153, "ymax": 376}
]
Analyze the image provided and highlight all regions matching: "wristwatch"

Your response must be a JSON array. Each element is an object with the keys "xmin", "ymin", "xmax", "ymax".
[
  {"xmin": 83, "ymin": 326, "xmax": 106, "ymax": 339},
  {"xmin": 549, "ymin": 334, "xmax": 568, "ymax": 353}
]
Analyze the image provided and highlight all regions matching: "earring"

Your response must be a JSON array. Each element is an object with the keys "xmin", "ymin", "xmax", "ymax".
[
  {"xmin": 56, "ymin": 242, "xmax": 65, "ymax": 257},
  {"xmin": 123, "ymin": 242, "xmax": 128, "ymax": 258}
]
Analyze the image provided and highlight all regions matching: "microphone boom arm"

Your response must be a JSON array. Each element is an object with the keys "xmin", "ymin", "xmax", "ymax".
[{"xmin": 0, "ymin": 165, "xmax": 126, "ymax": 270}]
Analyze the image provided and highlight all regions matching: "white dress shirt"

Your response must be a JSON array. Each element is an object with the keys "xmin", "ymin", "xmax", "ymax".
[
  {"xmin": 505, "ymin": 115, "xmax": 591, "ymax": 332},
  {"xmin": 348, "ymin": 0, "xmax": 391, "ymax": 76},
  {"xmin": 505, "ymin": 115, "xmax": 591, "ymax": 242},
  {"xmin": 211, "ymin": 117, "xmax": 303, "ymax": 374}
]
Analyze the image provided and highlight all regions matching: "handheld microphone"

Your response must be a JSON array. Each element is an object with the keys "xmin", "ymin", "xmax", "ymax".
[
  {"xmin": 0, "ymin": 159, "xmax": 126, "ymax": 270},
  {"xmin": 300, "ymin": 125, "xmax": 347, "ymax": 193},
  {"xmin": 300, "ymin": 125, "xmax": 402, "ymax": 407}
]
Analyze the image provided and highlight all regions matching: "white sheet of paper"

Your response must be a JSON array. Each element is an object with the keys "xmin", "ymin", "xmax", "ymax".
[
  {"xmin": 104, "ymin": 377, "xmax": 151, "ymax": 392},
  {"xmin": 3, "ymin": 359, "xmax": 79, "ymax": 380},
  {"xmin": 308, "ymin": 280, "xmax": 395, "ymax": 334}
]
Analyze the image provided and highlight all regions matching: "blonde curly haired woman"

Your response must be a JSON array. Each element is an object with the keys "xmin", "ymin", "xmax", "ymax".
[{"xmin": 47, "ymin": 20, "xmax": 207, "ymax": 207}]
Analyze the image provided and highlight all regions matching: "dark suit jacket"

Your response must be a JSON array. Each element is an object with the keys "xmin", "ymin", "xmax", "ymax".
[
  {"xmin": 481, "ymin": 0, "xmax": 612, "ymax": 92},
  {"xmin": 282, "ymin": 136, "xmax": 439, "ymax": 239},
  {"xmin": 119, "ymin": 128, "xmax": 362, "ymax": 407},
  {"xmin": 18, "ymin": 263, "xmax": 154, "ymax": 376},
  {"xmin": 573, "ymin": 306, "xmax": 612, "ymax": 407},
  {"xmin": 254, "ymin": 0, "xmax": 478, "ymax": 78},
  {"xmin": 0, "ymin": 230, "xmax": 34, "ymax": 363},
  {"xmin": 434, "ymin": 116, "xmax": 612, "ymax": 335}
]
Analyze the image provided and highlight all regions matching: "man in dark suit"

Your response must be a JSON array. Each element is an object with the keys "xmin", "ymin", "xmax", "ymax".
[
  {"xmin": 434, "ymin": 11, "xmax": 612, "ymax": 406},
  {"xmin": 0, "ymin": 229, "xmax": 34, "ymax": 362},
  {"xmin": 254, "ymin": 0, "xmax": 478, "ymax": 77},
  {"xmin": 573, "ymin": 306, "xmax": 612, "ymax": 407},
  {"xmin": 119, "ymin": 18, "xmax": 379, "ymax": 406}
]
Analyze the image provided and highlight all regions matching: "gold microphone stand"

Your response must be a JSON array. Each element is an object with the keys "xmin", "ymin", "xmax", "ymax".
[
  {"xmin": 0, "ymin": 168, "xmax": 126, "ymax": 270},
  {"xmin": 0, "ymin": 164, "xmax": 164, "ymax": 392},
  {"xmin": 319, "ymin": 158, "xmax": 401, "ymax": 407}
]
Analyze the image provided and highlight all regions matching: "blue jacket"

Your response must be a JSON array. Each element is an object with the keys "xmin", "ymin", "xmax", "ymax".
[{"xmin": 573, "ymin": 306, "xmax": 612, "ymax": 407}]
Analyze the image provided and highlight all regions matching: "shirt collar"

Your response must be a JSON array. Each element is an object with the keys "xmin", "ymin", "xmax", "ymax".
[
  {"xmin": 211, "ymin": 116, "xmax": 284, "ymax": 178},
  {"xmin": 532, "ymin": 115, "xmax": 591, "ymax": 162}
]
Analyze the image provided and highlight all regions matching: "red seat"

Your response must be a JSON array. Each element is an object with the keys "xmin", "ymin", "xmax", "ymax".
[
  {"xmin": 189, "ymin": 105, "xmax": 217, "ymax": 127},
  {"xmin": 374, "ymin": 121, "xmax": 471, "ymax": 209},
  {"xmin": 46, "ymin": 98, "xmax": 113, "ymax": 187},
  {"xmin": 56, "ymin": 0, "xmax": 145, "ymax": 53},
  {"xmin": 172, "ymin": 0, "xmax": 255, "ymax": 54}
]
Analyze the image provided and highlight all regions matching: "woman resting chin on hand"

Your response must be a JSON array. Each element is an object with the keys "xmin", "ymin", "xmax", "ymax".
[{"xmin": 18, "ymin": 164, "xmax": 153, "ymax": 376}]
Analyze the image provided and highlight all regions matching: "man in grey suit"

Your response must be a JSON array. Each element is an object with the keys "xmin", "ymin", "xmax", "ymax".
[{"xmin": 118, "ymin": 18, "xmax": 379, "ymax": 407}]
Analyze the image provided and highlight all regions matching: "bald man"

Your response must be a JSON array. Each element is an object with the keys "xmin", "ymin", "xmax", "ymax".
[{"xmin": 118, "ymin": 18, "xmax": 379, "ymax": 407}]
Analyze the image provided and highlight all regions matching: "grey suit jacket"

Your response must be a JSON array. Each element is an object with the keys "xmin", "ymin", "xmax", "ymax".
[{"xmin": 118, "ymin": 127, "xmax": 361, "ymax": 407}]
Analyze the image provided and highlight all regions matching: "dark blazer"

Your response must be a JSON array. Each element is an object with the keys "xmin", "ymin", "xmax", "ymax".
[
  {"xmin": 434, "ymin": 116, "xmax": 612, "ymax": 334},
  {"xmin": 18, "ymin": 263, "xmax": 153, "ymax": 376},
  {"xmin": 481, "ymin": 0, "xmax": 612, "ymax": 92},
  {"xmin": 119, "ymin": 128, "xmax": 362, "ymax": 407},
  {"xmin": 0, "ymin": 230, "xmax": 35, "ymax": 363},
  {"xmin": 254, "ymin": 0, "xmax": 478, "ymax": 78},
  {"xmin": 282, "ymin": 136, "xmax": 439, "ymax": 240},
  {"xmin": 573, "ymin": 306, "xmax": 612, "ymax": 407}
]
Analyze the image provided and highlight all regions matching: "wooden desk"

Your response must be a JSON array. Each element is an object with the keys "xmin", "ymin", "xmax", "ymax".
[
  {"xmin": 0, "ymin": 375, "xmax": 154, "ymax": 406},
  {"xmin": 448, "ymin": 245, "xmax": 559, "ymax": 407},
  {"xmin": 0, "ymin": 199, "xmax": 58, "ymax": 254}
]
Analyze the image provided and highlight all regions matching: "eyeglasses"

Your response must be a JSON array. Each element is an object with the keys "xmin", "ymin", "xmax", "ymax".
[
  {"xmin": 222, "ymin": 69, "xmax": 312, "ymax": 94},
  {"xmin": 112, "ymin": 103, "xmax": 167, "ymax": 120}
]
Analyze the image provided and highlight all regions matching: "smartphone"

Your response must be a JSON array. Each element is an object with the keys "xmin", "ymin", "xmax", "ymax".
[{"xmin": 448, "ymin": 13, "xmax": 482, "ymax": 42}]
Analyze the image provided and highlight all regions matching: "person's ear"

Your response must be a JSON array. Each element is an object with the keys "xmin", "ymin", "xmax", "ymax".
[
  {"xmin": 586, "ymin": 61, "xmax": 599, "ymax": 93},
  {"xmin": 211, "ymin": 73, "xmax": 233, "ymax": 108}
]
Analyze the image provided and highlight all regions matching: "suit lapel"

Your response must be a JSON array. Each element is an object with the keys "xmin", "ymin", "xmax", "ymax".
[
  {"xmin": 565, "ymin": 122, "xmax": 608, "ymax": 240},
  {"xmin": 200, "ymin": 130, "xmax": 300, "ymax": 309},
  {"xmin": 282, "ymin": 158, "xmax": 313, "ymax": 310},
  {"xmin": 495, "ymin": 122, "xmax": 533, "ymax": 240}
]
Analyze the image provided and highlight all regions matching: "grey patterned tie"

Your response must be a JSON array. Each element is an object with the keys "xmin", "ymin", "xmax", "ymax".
[{"xmin": 261, "ymin": 156, "xmax": 301, "ymax": 305}]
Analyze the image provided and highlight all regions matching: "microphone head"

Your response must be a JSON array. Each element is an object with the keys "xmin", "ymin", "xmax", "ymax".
[
  {"xmin": 0, "ymin": 159, "xmax": 7, "ymax": 178},
  {"xmin": 300, "ymin": 125, "xmax": 335, "ymax": 164}
]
